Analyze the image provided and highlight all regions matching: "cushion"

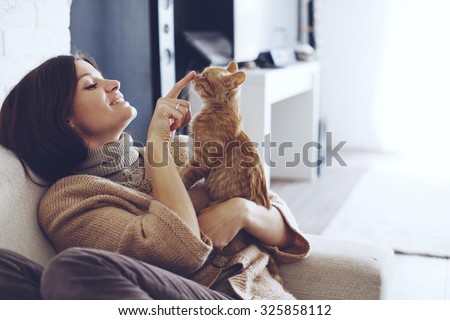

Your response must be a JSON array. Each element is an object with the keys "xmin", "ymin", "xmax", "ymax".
[
  {"xmin": 279, "ymin": 234, "xmax": 394, "ymax": 299},
  {"xmin": 0, "ymin": 145, "xmax": 56, "ymax": 266}
]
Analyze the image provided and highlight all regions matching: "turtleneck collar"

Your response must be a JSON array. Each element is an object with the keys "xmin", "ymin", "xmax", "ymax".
[{"xmin": 75, "ymin": 132, "xmax": 140, "ymax": 177}]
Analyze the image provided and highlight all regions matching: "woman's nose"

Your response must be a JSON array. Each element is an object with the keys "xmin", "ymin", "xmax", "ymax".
[{"xmin": 106, "ymin": 79, "xmax": 120, "ymax": 92}]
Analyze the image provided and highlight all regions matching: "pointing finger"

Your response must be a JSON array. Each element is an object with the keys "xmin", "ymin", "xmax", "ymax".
[{"xmin": 165, "ymin": 71, "xmax": 196, "ymax": 98}]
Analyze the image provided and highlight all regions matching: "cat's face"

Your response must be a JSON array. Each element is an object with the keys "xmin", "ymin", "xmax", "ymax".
[{"xmin": 192, "ymin": 61, "xmax": 246, "ymax": 100}]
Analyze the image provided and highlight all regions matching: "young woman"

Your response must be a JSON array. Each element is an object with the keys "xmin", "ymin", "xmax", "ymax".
[{"xmin": 0, "ymin": 54, "xmax": 310, "ymax": 299}]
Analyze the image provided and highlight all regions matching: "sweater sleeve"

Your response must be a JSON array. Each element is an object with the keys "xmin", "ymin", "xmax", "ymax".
[
  {"xmin": 117, "ymin": 199, "xmax": 213, "ymax": 274},
  {"xmin": 259, "ymin": 191, "xmax": 311, "ymax": 263},
  {"xmin": 38, "ymin": 176, "xmax": 213, "ymax": 276}
]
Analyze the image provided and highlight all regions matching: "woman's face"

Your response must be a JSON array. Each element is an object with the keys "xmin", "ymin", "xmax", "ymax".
[{"xmin": 69, "ymin": 59, "xmax": 137, "ymax": 147}]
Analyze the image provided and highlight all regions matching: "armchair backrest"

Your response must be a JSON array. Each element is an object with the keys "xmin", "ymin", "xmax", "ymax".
[{"xmin": 0, "ymin": 145, "xmax": 56, "ymax": 266}]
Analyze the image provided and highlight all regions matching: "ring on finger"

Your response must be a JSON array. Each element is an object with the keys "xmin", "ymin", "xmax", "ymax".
[{"xmin": 175, "ymin": 103, "xmax": 180, "ymax": 111}]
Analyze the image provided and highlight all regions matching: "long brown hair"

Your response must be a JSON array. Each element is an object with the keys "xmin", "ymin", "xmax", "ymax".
[{"xmin": 0, "ymin": 54, "xmax": 99, "ymax": 185}]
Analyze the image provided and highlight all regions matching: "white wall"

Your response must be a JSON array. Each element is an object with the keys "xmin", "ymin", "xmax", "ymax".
[
  {"xmin": 374, "ymin": 0, "xmax": 450, "ymax": 158},
  {"xmin": 234, "ymin": 0, "xmax": 298, "ymax": 62},
  {"xmin": 319, "ymin": 0, "xmax": 389, "ymax": 151},
  {"xmin": 0, "ymin": 0, "xmax": 72, "ymax": 104}
]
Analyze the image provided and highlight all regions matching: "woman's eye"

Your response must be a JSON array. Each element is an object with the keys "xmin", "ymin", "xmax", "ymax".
[{"xmin": 85, "ymin": 83, "xmax": 97, "ymax": 90}]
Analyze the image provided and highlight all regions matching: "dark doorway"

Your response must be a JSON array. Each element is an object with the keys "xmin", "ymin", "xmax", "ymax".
[{"xmin": 70, "ymin": 0, "xmax": 154, "ymax": 144}]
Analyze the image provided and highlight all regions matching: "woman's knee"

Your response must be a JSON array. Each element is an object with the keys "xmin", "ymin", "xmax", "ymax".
[
  {"xmin": 41, "ymin": 247, "xmax": 156, "ymax": 299},
  {"xmin": 41, "ymin": 247, "xmax": 109, "ymax": 299}
]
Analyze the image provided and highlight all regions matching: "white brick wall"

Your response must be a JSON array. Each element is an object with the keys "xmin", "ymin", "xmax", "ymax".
[
  {"xmin": 0, "ymin": 28, "xmax": 4, "ymax": 56},
  {"xmin": 0, "ymin": 0, "xmax": 73, "ymax": 104}
]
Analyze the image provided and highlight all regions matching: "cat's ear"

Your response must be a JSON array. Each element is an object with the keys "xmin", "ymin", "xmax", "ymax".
[
  {"xmin": 223, "ymin": 71, "xmax": 246, "ymax": 89},
  {"xmin": 231, "ymin": 71, "xmax": 246, "ymax": 86},
  {"xmin": 227, "ymin": 60, "xmax": 239, "ymax": 73}
]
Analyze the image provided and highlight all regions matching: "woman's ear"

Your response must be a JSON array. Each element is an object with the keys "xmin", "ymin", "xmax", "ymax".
[{"xmin": 66, "ymin": 119, "xmax": 77, "ymax": 130}]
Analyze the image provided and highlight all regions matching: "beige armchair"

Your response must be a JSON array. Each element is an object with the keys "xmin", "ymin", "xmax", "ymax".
[{"xmin": 0, "ymin": 144, "xmax": 394, "ymax": 299}]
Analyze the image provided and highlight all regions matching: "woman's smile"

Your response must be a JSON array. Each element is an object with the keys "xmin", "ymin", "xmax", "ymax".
[{"xmin": 110, "ymin": 95, "xmax": 125, "ymax": 106}]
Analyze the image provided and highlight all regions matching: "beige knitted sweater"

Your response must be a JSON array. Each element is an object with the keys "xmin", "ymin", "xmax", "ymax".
[{"xmin": 38, "ymin": 138, "xmax": 310, "ymax": 299}]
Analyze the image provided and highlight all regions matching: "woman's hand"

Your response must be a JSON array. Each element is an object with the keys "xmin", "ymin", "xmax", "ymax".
[
  {"xmin": 147, "ymin": 71, "xmax": 195, "ymax": 142},
  {"xmin": 199, "ymin": 198, "xmax": 297, "ymax": 250},
  {"xmin": 198, "ymin": 198, "xmax": 250, "ymax": 250}
]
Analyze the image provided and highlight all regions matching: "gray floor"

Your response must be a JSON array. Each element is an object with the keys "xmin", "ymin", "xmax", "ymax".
[
  {"xmin": 271, "ymin": 151, "xmax": 450, "ymax": 300},
  {"xmin": 271, "ymin": 150, "xmax": 373, "ymax": 235}
]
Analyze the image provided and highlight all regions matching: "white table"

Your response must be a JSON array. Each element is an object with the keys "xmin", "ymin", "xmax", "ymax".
[{"xmin": 240, "ymin": 62, "xmax": 321, "ymax": 187}]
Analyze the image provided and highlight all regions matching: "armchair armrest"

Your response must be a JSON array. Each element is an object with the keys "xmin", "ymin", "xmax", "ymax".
[{"xmin": 279, "ymin": 234, "xmax": 394, "ymax": 300}]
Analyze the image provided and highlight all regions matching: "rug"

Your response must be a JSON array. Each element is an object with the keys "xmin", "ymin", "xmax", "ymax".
[{"xmin": 321, "ymin": 162, "xmax": 450, "ymax": 258}]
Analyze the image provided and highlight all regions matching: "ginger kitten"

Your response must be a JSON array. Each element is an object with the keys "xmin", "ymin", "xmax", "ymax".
[
  {"xmin": 181, "ymin": 61, "xmax": 283, "ymax": 283},
  {"xmin": 183, "ymin": 61, "xmax": 270, "ymax": 209}
]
